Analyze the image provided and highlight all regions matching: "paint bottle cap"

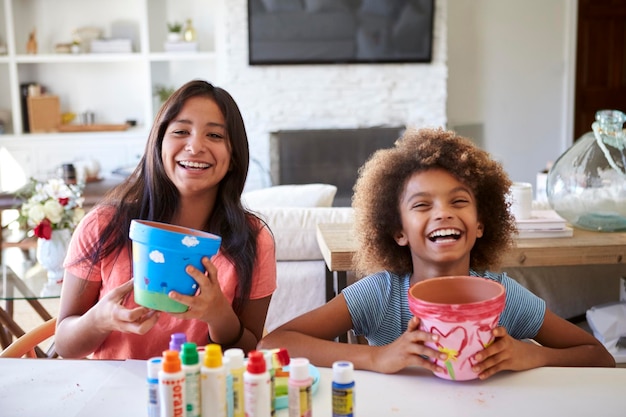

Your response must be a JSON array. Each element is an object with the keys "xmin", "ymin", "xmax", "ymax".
[
  {"xmin": 273, "ymin": 348, "xmax": 290, "ymax": 368},
  {"xmin": 180, "ymin": 342, "xmax": 199, "ymax": 365},
  {"xmin": 203, "ymin": 344, "xmax": 223, "ymax": 368},
  {"xmin": 147, "ymin": 357, "xmax": 162, "ymax": 381},
  {"xmin": 169, "ymin": 333, "xmax": 187, "ymax": 351},
  {"xmin": 246, "ymin": 350, "xmax": 266, "ymax": 374},
  {"xmin": 332, "ymin": 361, "xmax": 354, "ymax": 384},
  {"xmin": 224, "ymin": 348, "xmax": 244, "ymax": 369},
  {"xmin": 162, "ymin": 350, "xmax": 182, "ymax": 373},
  {"xmin": 289, "ymin": 358, "xmax": 310, "ymax": 381}
]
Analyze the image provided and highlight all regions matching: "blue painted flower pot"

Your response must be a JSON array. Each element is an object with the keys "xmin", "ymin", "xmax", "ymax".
[{"xmin": 129, "ymin": 219, "xmax": 221, "ymax": 312}]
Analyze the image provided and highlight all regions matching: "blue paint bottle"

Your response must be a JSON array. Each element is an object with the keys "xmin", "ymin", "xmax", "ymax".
[{"xmin": 331, "ymin": 361, "xmax": 354, "ymax": 417}]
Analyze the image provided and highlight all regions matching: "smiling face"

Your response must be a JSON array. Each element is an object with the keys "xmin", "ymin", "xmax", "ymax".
[
  {"xmin": 394, "ymin": 168, "xmax": 484, "ymax": 280},
  {"xmin": 161, "ymin": 96, "xmax": 231, "ymax": 199}
]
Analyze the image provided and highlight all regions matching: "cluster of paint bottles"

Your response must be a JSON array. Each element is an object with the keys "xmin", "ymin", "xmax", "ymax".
[{"xmin": 148, "ymin": 332, "xmax": 321, "ymax": 417}]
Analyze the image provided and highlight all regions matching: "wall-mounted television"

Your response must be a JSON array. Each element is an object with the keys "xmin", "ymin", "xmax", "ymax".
[{"xmin": 248, "ymin": 0, "xmax": 435, "ymax": 65}]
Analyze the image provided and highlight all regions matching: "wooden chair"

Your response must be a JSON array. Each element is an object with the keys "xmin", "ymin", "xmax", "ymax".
[{"xmin": 0, "ymin": 317, "xmax": 56, "ymax": 358}]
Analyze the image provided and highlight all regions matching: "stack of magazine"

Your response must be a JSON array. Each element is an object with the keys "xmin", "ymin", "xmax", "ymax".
[{"xmin": 515, "ymin": 210, "xmax": 573, "ymax": 239}]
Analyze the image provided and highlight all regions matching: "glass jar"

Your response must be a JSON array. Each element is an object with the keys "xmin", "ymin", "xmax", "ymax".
[{"xmin": 547, "ymin": 109, "xmax": 626, "ymax": 231}]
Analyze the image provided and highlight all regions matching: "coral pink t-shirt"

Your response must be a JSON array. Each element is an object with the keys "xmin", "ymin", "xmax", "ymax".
[{"xmin": 64, "ymin": 206, "xmax": 276, "ymax": 359}]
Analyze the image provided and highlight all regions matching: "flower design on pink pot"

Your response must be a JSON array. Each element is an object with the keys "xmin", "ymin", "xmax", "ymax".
[{"xmin": 408, "ymin": 276, "xmax": 506, "ymax": 381}]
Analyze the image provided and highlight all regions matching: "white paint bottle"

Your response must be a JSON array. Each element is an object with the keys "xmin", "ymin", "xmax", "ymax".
[
  {"xmin": 244, "ymin": 350, "xmax": 271, "ymax": 417},
  {"xmin": 180, "ymin": 342, "xmax": 201, "ymax": 417},
  {"xmin": 201, "ymin": 343, "xmax": 226, "ymax": 417},
  {"xmin": 158, "ymin": 350, "xmax": 186, "ymax": 417},
  {"xmin": 224, "ymin": 348, "xmax": 245, "ymax": 417},
  {"xmin": 147, "ymin": 357, "xmax": 162, "ymax": 417},
  {"xmin": 288, "ymin": 358, "xmax": 312, "ymax": 417}
]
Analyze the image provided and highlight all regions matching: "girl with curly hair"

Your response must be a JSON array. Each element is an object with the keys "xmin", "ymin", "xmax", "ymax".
[{"xmin": 260, "ymin": 128, "xmax": 614, "ymax": 378}]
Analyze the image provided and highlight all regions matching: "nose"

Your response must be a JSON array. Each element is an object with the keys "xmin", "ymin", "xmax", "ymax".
[
  {"xmin": 433, "ymin": 204, "xmax": 454, "ymax": 220},
  {"xmin": 184, "ymin": 133, "xmax": 204, "ymax": 155}
]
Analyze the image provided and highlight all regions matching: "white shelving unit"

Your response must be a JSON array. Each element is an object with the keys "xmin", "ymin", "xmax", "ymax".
[{"xmin": 0, "ymin": 0, "xmax": 219, "ymax": 190}]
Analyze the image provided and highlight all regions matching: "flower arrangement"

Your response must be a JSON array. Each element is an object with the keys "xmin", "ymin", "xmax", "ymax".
[{"xmin": 17, "ymin": 178, "xmax": 85, "ymax": 240}]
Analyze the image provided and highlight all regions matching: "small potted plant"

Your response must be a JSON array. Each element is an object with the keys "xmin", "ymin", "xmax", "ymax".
[{"xmin": 167, "ymin": 22, "xmax": 183, "ymax": 42}]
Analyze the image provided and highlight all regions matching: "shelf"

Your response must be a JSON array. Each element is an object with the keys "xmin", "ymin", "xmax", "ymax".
[
  {"xmin": 14, "ymin": 53, "xmax": 145, "ymax": 64},
  {"xmin": 148, "ymin": 51, "xmax": 216, "ymax": 62},
  {"xmin": 0, "ymin": 0, "xmax": 219, "ymax": 190}
]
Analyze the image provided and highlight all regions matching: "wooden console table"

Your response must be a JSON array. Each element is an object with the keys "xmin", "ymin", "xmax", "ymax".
[{"xmin": 316, "ymin": 223, "xmax": 626, "ymax": 301}]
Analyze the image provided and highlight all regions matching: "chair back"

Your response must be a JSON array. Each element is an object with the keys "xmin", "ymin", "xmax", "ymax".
[{"xmin": 0, "ymin": 317, "xmax": 57, "ymax": 358}]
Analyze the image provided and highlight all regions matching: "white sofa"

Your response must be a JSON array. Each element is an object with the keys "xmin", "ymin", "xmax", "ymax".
[
  {"xmin": 244, "ymin": 185, "xmax": 623, "ymax": 332},
  {"xmin": 243, "ymin": 183, "xmax": 353, "ymax": 332}
]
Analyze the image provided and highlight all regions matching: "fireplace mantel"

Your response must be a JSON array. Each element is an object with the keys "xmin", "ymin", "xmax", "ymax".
[{"xmin": 269, "ymin": 127, "xmax": 405, "ymax": 206}]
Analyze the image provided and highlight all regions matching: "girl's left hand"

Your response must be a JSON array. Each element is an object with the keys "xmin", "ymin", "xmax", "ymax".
[
  {"xmin": 470, "ymin": 326, "xmax": 541, "ymax": 379},
  {"xmin": 167, "ymin": 256, "xmax": 231, "ymax": 322}
]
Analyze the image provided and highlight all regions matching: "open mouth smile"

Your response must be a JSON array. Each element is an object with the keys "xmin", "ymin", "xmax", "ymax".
[
  {"xmin": 178, "ymin": 160, "xmax": 211, "ymax": 170},
  {"xmin": 428, "ymin": 228, "xmax": 462, "ymax": 242}
]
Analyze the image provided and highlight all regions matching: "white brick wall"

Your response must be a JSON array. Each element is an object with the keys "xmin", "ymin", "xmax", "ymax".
[{"xmin": 215, "ymin": 0, "xmax": 448, "ymax": 190}]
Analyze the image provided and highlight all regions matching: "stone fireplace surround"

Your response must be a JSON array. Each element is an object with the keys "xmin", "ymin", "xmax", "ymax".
[{"xmin": 269, "ymin": 126, "xmax": 405, "ymax": 207}]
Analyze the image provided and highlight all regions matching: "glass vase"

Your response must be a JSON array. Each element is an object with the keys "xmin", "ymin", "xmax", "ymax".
[
  {"xmin": 36, "ymin": 228, "xmax": 72, "ymax": 295},
  {"xmin": 547, "ymin": 109, "xmax": 626, "ymax": 231}
]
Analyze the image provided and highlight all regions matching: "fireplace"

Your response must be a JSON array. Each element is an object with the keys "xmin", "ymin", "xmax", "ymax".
[{"xmin": 269, "ymin": 127, "xmax": 405, "ymax": 206}]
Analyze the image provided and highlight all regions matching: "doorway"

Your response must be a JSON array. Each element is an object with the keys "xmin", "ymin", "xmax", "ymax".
[{"xmin": 574, "ymin": 0, "xmax": 626, "ymax": 139}]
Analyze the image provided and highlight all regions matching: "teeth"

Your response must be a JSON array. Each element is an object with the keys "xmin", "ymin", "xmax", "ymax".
[
  {"xmin": 428, "ymin": 228, "xmax": 460, "ymax": 238},
  {"xmin": 179, "ymin": 161, "xmax": 210, "ymax": 169}
]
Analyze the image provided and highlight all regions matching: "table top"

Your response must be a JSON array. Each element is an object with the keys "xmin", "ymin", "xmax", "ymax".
[
  {"xmin": 317, "ymin": 222, "xmax": 626, "ymax": 271},
  {"xmin": 1, "ymin": 358, "xmax": 625, "ymax": 417},
  {"xmin": 0, "ymin": 263, "xmax": 57, "ymax": 301}
]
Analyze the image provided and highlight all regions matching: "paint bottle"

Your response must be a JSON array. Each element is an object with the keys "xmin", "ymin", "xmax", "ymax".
[
  {"xmin": 201, "ymin": 344, "xmax": 226, "ymax": 417},
  {"xmin": 288, "ymin": 358, "xmax": 313, "ymax": 417},
  {"xmin": 180, "ymin": 342, "xmax": 201, "ymax": 417},
  {"xmin": 170, "ymin": 332, "xmax": 187, "ymax": 351},
  {"xmin": 147, "ymin": 357, "xmax": 162, "ymax": 417},
  {"xmin": 244, "ymin": 350, "xmax": 271, "ymax": 417},
  {"xmin": 159, "ymin": 350, "xmax": 186, "ymax": 417},
  {"xmin": 222, "ymin": 354, "xmax": 234, "ymax": 417},
  {"xmin": 272, "ymin": 348, "xmax": 291, "ymax": 403},
  {"xmin": 224, "ymin": 348, "xmax": 245, "ymax": 417},
  {"xmin": 332, "ymin": 361, "xmax": 354, "ymax": 417},
  {"xmin": 263, "ymin": 350, "xmax": 277, "ymax": 416}
]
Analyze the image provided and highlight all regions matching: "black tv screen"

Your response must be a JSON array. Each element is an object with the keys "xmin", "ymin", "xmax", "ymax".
[{"xmin": 248, "ymin": 0, "xmax": 435, "ymax": 65}]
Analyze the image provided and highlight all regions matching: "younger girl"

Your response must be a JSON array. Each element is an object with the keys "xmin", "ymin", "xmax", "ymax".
[{"xmin": 259, "ymin": 128, "xmax": 614, "ymax": 379}]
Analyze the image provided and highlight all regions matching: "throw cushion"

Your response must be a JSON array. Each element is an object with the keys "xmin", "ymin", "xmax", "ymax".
[
  {"xmin": 254, "ymin": 207, "xmax": 354, "ymax": 261},
  {"xmin": 242, "ymin": 184, "xmax": 337, "ymax": 208}
]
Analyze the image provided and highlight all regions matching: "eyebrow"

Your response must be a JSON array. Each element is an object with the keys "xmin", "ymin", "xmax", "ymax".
[
  {"xmin": 171, "ymin": 118, "xmax": 226, "ymax": 129},
  {"xmin": 404, "ymin": 186, "xmax": 473, "ymax": 201}
]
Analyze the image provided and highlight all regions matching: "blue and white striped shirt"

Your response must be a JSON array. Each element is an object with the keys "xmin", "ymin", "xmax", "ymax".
[{"xmin": 343, "ymin": 270, "xmax": 546, "ymax": 346}]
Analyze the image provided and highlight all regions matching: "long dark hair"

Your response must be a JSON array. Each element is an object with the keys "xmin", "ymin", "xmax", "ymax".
[{"xmin": 77, "ymin": 80, "xmax": 260, "ymax": 312}]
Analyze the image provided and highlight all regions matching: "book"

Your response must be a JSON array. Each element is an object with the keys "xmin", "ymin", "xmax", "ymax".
[
  {"xmin": 516, "ymin": 226, "xmax": 574, "ymax": 239},
  {"xmin": 515, "ymin": 209, "xmax": 567, "ymax": 230}
]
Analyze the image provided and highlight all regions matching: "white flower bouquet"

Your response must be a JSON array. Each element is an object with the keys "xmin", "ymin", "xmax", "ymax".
[{"xmin": 17, "ymin": 178, "xmax": 85, "ymax": 239}]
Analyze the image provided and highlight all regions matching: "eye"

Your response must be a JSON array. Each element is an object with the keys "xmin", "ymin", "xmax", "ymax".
[
  {"xmin": 207, "ymin": 132, "xmax": 225, "ymax": 140},
  {"xmin": 452, "ymin": 198, "xmax": 470, "ymax": 206},
  {"xmin": 411, "ymin": 201, "xmax": 431, "ymax": 210}
]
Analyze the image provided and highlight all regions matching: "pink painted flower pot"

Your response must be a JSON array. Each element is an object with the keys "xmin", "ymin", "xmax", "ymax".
[{"xmin": 408, "ymin": 276, "xmax": 505, "ymax": 381}]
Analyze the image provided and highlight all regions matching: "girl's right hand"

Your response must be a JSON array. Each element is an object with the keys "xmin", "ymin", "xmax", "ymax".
[
  {"xmin": 95, "ymin": 280, "xmax": 160, "ymax": 335},
  {"xmin": 372, "ymin": 316, "xmax": 447, "ymax": 374}
]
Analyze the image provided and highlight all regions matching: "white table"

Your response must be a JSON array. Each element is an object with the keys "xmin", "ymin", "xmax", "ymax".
[{"xmin": 1, "ymin": 358, "xmax": 625, "ymax": 417}]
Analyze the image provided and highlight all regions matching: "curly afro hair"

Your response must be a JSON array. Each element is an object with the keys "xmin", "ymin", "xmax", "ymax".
[{"xmin": 352, "ymin": 127, "xmax": 516, "ymax": 276}]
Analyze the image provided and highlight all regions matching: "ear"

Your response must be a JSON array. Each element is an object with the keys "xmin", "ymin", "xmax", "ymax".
[
  {"xmin": 394, "ymin": 230, "xmax": 409, "ymax": 246},
  {"xmin": 476, "ymin": 222, "xmax": 484, "ymax": 238}
]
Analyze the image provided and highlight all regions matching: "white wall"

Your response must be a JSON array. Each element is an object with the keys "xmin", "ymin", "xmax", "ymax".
[
  {"xmin": 216, "ymin": 0, "xmax": 449, "ymax": 190},
  {"xmin": 447, "ymin": 0, "xmax": 577, "ymax": 188}
]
